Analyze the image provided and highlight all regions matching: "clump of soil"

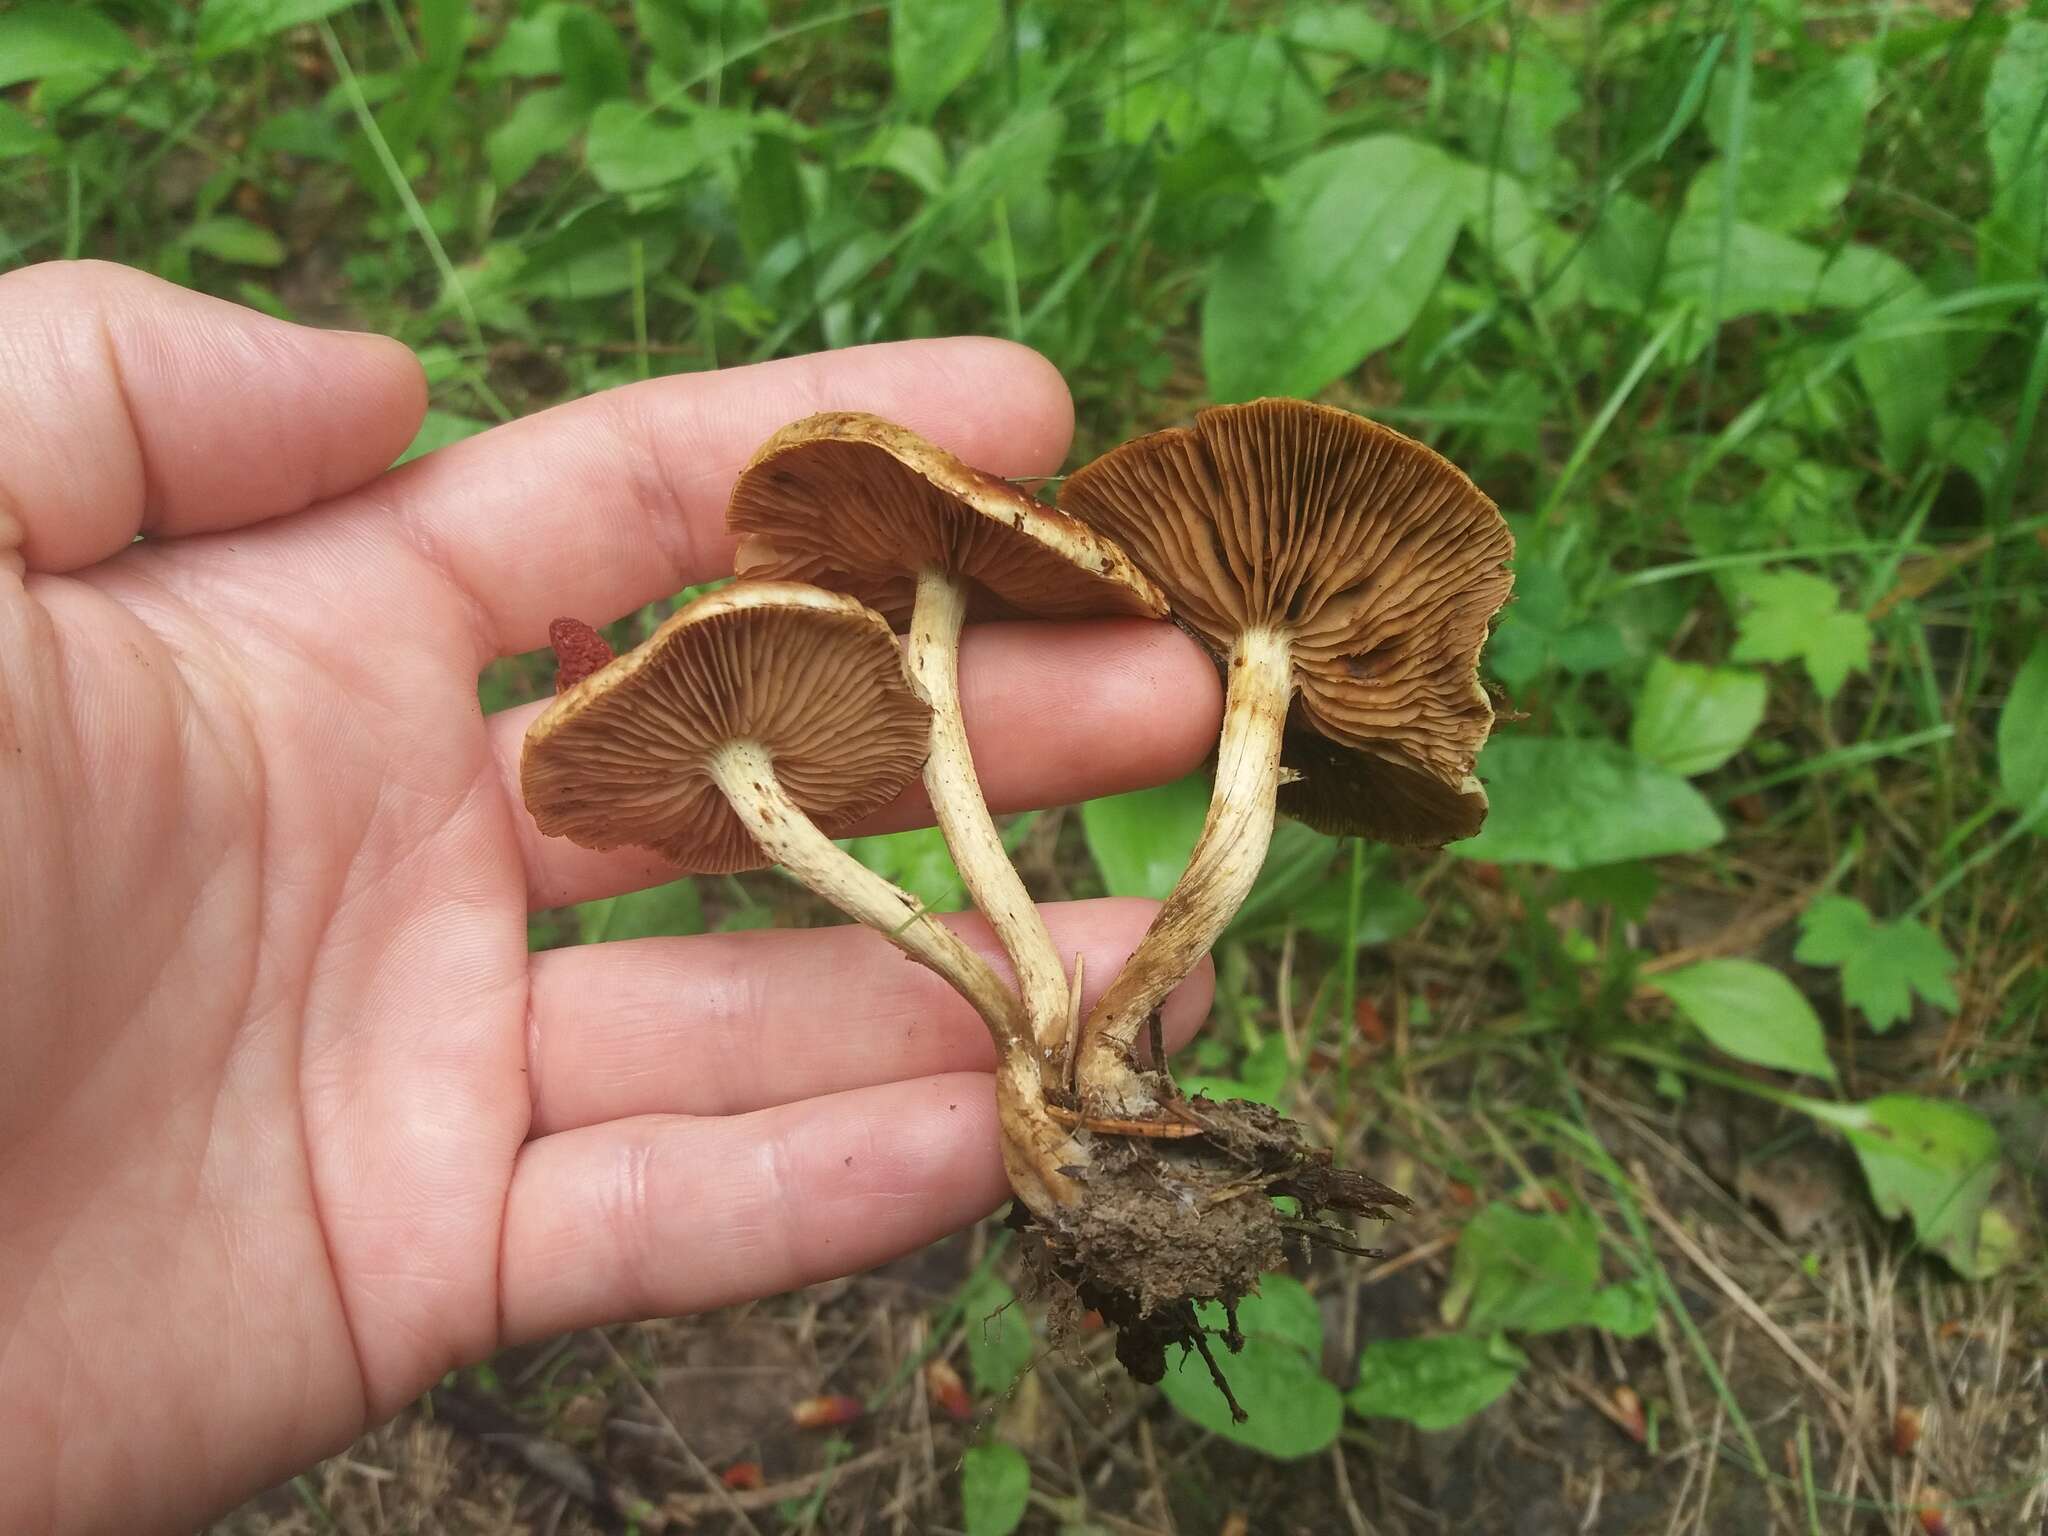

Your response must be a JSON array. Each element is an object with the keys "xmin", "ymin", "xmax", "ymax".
[{"xmin": 1011, "ymin": 1078, "xmax": 1411, "ymax": 1416}]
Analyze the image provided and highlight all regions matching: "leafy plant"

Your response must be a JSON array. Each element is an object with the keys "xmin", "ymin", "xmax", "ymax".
[
  {"xmin": 1442, "ymin": 1201, "xmax": 1656, "ymax": 1339},
  {"xmin": 959, "ymin": 1441, "xmax": 1031, "ymax": 1536},
  {"xmin": 1795, "ymin": 897, "xmax": 1958, "ymax": 1033},
  {"xmin": 1649, "ymin": 959, "xmax": 1837, "ymax": 1080},
  {"xmin": 1456, "ymin": 737, "xmax": 1724, "ymax": 870},
  {"xmin": 1728, "ymin": 570, "xmax": 1873, "ymax": 702},
  {"xmin": 1630, "ymin": 656, "xmax": 1768, "ymax": 776},
  {"xmin": 1348, "ymin": 1333, "xmax": 1528, "ymax": 1431},
  {"xmin": 1158, "ymin": 1273, "xmax": 1344, "ymax": 1458}
]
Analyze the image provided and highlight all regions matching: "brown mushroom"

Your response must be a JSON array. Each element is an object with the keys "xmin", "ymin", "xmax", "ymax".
[
  {"xmin": 1056, "ymin": 399, "xmax": 1513, "ymax": 1114},
  {"xmin": 520, "ymin": 580, "xmax": 1079, "ymax": 1216},
  {"xmin": 727, "ymin": 412, "xmax": 1167, "ymax": 1063}
]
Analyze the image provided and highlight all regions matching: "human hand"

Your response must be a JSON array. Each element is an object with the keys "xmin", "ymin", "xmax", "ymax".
[{"xmin": 0, "ymin": 261, "xmax": 1221, "ymax": 1534}]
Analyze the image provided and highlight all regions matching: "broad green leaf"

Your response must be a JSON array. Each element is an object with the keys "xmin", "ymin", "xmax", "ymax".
[
  {"xmin": 1729, "ymin": 570, "xmax": 1872, "ymax": 702},
  {"xmin": 1819, "ymin": 244, "xmax": 1950, "ymax": 465},
  {"xmin": 1187, "ymin": 34, "xmax": 1324, "ymax": 151},
  {"xmin": 1161, "ymin": 1273, "xmax": 1339, "ymax": 1456},
  {"xmin": 1583, "ymin": 193, "xmax": 1668, "ymax": 314},
  {"xmin": 1213, "ymin": 1272, "xmax": 1323, "ymax": 1357},
  {"xmin": 1660, "ymin": 214, "xmax": 1824, "ymax": 318},
  {"xmin": 961, "ymin": 1273, "xmax": 1033, "ymax": 1394},
  {"xmin": 1983, "ymin": 20, "xmax": 2048, "ymax": 195},
  {"xmin": 947, "ymin": 108, "xmax": 1064, "ymax": 229},
  {"xmin": 1275, "ymin": 877, "xmax": 1425, "ymax": 950},
  {"xmin": 1182, "ymin": 1033, "xmax": 1293, "ymax": 1109},
  {"xmin": 1204, "ymin": 136, "xmax": 1468, "ymax": 401},
  {"xmin": 1282, "ymin": 5, "xmax": 1397, "ymax": 69},
  {"xmin": 196, "ymin": 0, "xmax": 359, "ymax": 59},
  {"xmin": 1630, "ymin": 656, "xmax": 1767, "ymax": 776},
  {"xmin": 181, "ymin": 215, "xmax": 285, "ymax": 268},
  {"xmin": 1556, "ymin": 861, "xmax": 1660, "ymax": 923},
  {"xmin": 1585, "ymin": 1280, "xmax": 1658, "ymax": 1339},
  {"xmin": 1657, "ymin": 218, "xmax": 1946, "ymax": 459},
  {"xmin": 1455, "ymin": 170, "xmax": 1561, "ymax": 294},
  {"xmin": 1795, "ymin": 896, "xmax": 1958, "ymax": 1034},
  {"xmin": 841, "ymin": 827, "xmax": 966, "ymax": 913},
  {"xmin": 1158, "ymin": 1336, "xmax": 1342, "ymax": 1458},
  {"xmin": 1081, "ymin": 774, "xmax": 1207, "ymax": 901},
  {"xmin": 1805, "ymin": 1095, "xmax": 2006, "ymax": 1277},
  {"xmin": 959, "ymin": 1443, "xmax": 1030, "ymax": 1536},
  {"xmin": 1226, "ymin": 822, "xmax": 1341, "ymax": 936},
  {"xmin": 250, "ymin": 105, "xmax": 349, "ymax": 162},
  {"xmin": 1348, "ymin": 1334, "xmax": 1526, "ymax": 1430},
  {"xmin": 520, "ymin": 212, "xmax": 680, "ymax": 300},
  {"xmin": 1489, "ymin": 565, "xmax": 1629, "ymax": 686},
  {"xmin": 584, "ymin": 101, "xmax": 752, "ymax": 193},
  {"xmin": 0, "ymin": 4, "xmax": 142, "ymax": 88},
  {"xmin": 633, "ymin": 0, "xmax": 693, "ymax": 76},
  {"xmin": 1998, "ymin": 633, "xmax": 2048, "ymax": 820},
  {"xmin": 1650, "ymin": 959, "xmax": 1837, "ymax": 1080},
  {"xmin": 0, "ymin": 102, "xmax": 54, "ymax": 161},
  {"xmin": 1980, "ymin": 20, "xmax": 2048, "ymax": 277},
  {"xmin": 1454, "ymin": 737, "xmax": 1725, "ymax": 871},
  {"xmin": 557, "ymin": 6, "xmax": 631, "ymax": 106},
  {"xmin": 487, "ymin": 86, "xmax": 583, "ymax": 187},
  {"xmin": 890, "ymin": 0, "xmax": 1000, "ymax": 120},
  {"xmin": 1692, "ymin": 55, "xmax": 1875, "ymax": 232},
  {"xmin": 850, "ymin": 123, "xmax": 949, "ymax": 197},
  {"xmin": 577, "ymin": 880, "xmax": 703, "ymax": 944},
  {"xmin": 1442, "ymin": 1203, "xmax": 1600, "ymax": 1334},
  {"xmin": 395, "ymin": 410, "xmax": 491, "ymax": 466},
  {"xmin": 477, "ymin": 3, "xmax": 572, "ymax": 78},
  {"xmin": 1457, "ymin": 44, "xmax": 1580, "ymax": 185}
]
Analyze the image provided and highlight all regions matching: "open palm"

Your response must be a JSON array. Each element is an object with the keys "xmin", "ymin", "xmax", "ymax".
[{"xmin": 0, "ymin": 262, "xmax": 1220, "ymax": 1534}]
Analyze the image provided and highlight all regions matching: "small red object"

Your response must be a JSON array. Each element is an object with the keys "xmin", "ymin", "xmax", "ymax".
[
  {"xmin": 1892, "ymin": 1405, "xmax": 1924, "ymax": 1457},
  {"xmin": 721, "ymin": 1461, "xmax": 764, "ymax": 1491},
  {"xmin": 1353, "ymin": 996, "xmax": 1388, "ymax": 1046},
  {"xmin": 1612, "ymin": 1385, "xmax": 1646, "ymax": 1444},
  {"xmin": 926, "ymin": 1359, "xmax": 972, "ymax": 1422},
  {"xmin": 1914, "ymin": 1489, "xmax": 1949, "ymax": 1535},
  {"xmin": 548, "ymin": 617, "xmax": 614, "ymax": 692},
  {"xmin": 790, "ymin": 1394, "xmax": 863, "ymax": 1430}
]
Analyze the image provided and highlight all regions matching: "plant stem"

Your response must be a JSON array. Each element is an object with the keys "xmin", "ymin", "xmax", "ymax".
[
  {"xmin": 709, "ymin": 740, "xmax": 1078, "ymax": 1214},
  {"xmin": 1073, "ymin": 627, "xmax": 1293, "ymax": 1114},
  {"xmin": 906, "ymin": 567, "xmax": 1073, "ymax": 1064}
]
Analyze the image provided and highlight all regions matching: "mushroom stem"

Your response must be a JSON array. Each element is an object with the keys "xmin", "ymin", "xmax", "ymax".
[
  {"xmin": 709, "ymin": 739, "xmax": 1081, "ymax": 1216},
  {"xmin": 906, "ymin": 566, "xmax": 1074, "ymax": 1063},
  {"xmin": 1072, "ymin": 627, "xmax": 1293, "ymax": 1114}
]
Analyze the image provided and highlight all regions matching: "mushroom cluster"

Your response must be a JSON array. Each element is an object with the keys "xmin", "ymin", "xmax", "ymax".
[{"xmin": 521, "ymin": 399, "xmax": 1513, "ymax": 1412}]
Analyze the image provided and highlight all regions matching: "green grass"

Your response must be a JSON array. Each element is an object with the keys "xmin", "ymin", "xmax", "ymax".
[{"xmin": 6, "ymin": 0, "xmax": 2046, "ymax": 1529}]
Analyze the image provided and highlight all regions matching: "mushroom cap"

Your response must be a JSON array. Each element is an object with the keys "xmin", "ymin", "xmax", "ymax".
[
  {"xmin": 520, "ymin": 581, "xmax": 930, "ymax": 875},
  {"xmin": 727, "ymin": 411, "xmax": 1168, "ymax": 627},
  {"xmin": 1058, "ymin": 398, "xmax": 1513, "ymax": 845}
]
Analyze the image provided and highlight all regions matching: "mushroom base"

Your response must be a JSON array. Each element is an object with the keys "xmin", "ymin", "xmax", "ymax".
[{"xmin": 1006, "ymin": 1086, "xmax": 1411, "ymax": 1416}]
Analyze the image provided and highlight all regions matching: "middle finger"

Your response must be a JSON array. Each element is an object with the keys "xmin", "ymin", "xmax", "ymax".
[{"xmin": 524, "ymin": 897, "xmax": 1213, "ymax": 1135}]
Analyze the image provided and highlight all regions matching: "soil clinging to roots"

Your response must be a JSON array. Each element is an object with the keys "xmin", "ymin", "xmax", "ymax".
[{"xmin": 1010, "ymin": 1082, "xmax": 1412, "ymax": 1419}]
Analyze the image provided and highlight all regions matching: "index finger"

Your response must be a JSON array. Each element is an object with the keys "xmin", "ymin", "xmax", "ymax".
[{"xmin": 321, "ymin": 338, "xmax": 1074, "ymax": 664}]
